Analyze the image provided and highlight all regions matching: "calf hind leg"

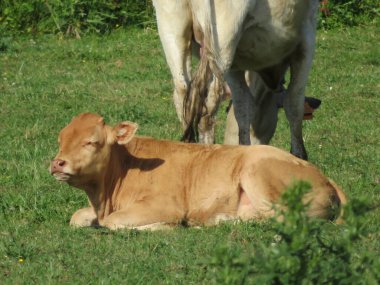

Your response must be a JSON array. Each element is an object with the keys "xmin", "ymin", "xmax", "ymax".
[{"xmin": 237, "ymin": 188, "xmax": 275, "ymax": 221}]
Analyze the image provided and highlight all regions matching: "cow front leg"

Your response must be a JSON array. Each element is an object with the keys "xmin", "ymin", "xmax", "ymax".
[
  {"xmin": 226, "ymin": 70, "xmax": 253, "ymax": 145},
  {"xmin": 70, "ymin": 207, "xmax": 98, "ymax": 228}
]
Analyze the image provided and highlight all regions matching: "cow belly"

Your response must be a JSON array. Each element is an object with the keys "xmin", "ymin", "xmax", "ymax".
[{"xmin": 233, "ymin": 26, "xmax": 299, "ymax": 71}]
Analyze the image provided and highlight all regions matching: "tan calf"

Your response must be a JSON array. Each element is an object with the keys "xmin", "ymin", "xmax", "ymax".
[{"xmin": 50, "ymin": 113, "xmax": 346, "ymax": 230}]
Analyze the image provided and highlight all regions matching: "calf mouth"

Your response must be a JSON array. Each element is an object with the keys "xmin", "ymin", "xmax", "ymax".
[{"xmin": 52, "ymin": 172, "xmax": 72, "ymax": 182}]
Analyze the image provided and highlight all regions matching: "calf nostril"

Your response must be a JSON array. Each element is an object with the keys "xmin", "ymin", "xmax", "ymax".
[{"xmin": 53, "ymin": 159, "xmax": 66, "ymax": 169}]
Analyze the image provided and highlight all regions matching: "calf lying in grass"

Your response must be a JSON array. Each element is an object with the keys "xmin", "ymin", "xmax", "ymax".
[{"xmin": 50, "ymin": 113, "xmax": 346, "ymax": 230}]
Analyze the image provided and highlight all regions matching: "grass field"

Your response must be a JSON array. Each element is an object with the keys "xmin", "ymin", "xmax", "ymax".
[{"xmin": 1, "ymin": 24, "xmax": 379, "ymax": 283}]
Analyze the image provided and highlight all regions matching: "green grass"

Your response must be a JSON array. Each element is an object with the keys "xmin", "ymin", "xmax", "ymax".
[{"xmin": 0, "ymin": 25, "xmax": 379, "ymax": 283}]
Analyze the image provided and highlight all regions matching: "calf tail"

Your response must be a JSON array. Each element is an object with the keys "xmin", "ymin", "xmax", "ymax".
[{"xmin": 329, "ymin": 179, "xmax": 347, "ymax": 224}]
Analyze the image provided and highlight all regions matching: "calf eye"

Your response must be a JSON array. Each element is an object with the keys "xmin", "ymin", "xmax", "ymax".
[{"xmin": 83, "ymin": 141, "xmax": 98, "ymax": 148}]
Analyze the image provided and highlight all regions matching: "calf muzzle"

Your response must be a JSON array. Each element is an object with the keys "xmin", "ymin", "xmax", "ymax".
[{"xmin": 50, "ymin": 159, "xmax": 66, "ymax": 174}]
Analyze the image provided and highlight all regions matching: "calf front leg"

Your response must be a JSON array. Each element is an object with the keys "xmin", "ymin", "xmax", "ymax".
[
  {"xmin": 107, "ymin": 221, "xmax": 173, "ymax": 231},
  {"xmin": 101, "ymin": 206, "xmax": 183, "ymax": 231},
  {"xmin": 70, "ymin": 207, "xmax": 98, "ymax": 228}
]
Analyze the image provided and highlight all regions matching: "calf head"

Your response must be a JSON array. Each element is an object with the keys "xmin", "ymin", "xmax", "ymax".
[{"xmin": 50, "ymin": 113, "xmax": 138, "ymax": 187}]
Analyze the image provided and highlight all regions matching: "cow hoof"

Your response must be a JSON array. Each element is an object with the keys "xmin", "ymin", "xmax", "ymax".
[
  {"xmin": 290, "ymin": 147, "xmax": 308, "ymax": 161},
  {"xmin": 181, "ymin": 125, "xmax": 198, "ymax": 143},
  {"xmin": 305, "ymin": 97, "xmax": 321, "ymax": 109}
]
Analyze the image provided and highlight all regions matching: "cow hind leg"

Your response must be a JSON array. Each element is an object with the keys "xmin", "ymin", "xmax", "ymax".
[
  {"xmin": 224, "ymin": 106, "xmax": 256, "ymax": 145},
  {"xmin": 188, "ymin": 1, "xmax": 250, "ymax": 144},
  {"xmin": 249, "ymin": 89, "xmax": 278, "ymax": 145},
  {"xmin": 226, "ymin": 70, "xmax": 254, "ymax": 145},
  {"xmin": 153, "ymin": 0, "xmax": 192, "ymax": 128},
  {"xmin": 247, "ymin": 71, "xmax": 279, "ymax": 145},
  {"xmin": 198, "ymin": 79, "xmax": 225, "ymax": 144}
]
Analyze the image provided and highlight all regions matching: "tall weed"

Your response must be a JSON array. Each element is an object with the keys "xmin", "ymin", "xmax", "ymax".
[
  {"xmin": 319, "ymin": 0, "xmax": 379, "ymax": 29},
  {"xmin": 1, "ymin": 0, "xmax": 379, "ymax": 37},
  {"xmin": 0, "ymin": 0, "xmax": 154, "ymax": 37}
]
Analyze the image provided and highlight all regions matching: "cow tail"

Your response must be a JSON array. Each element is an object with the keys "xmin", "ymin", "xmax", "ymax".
[
  {"xmin": 182, "ymin": 2, "xmax": 226, "ymax": 142},
  {"xmin": 182, "ymin": 49, "xmax": 211, "ymax": 142}
]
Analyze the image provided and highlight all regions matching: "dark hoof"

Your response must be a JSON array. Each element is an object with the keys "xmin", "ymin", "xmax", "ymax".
[
  {"xmin": 305, "ymin": 97, "xmax": 321, "ymax": 109},
  {"xmin": 181, "ymin": 126, "xmax": 198, "ymax": 143},
  {"xmin": 290, "ymin": 147, "xmax": 308, "ymax": 161},
  {"xmin": 303, "ymin": 97, "xmax": 322, "ymax": 120}
]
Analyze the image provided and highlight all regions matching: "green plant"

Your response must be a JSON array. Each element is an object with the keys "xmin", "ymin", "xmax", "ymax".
[
  {"xmin": 205, "ymin": 182, "xmax": 379, "ymax": 284},
  {"xmin": 1, "ymin": 0, "xmax": 379, "ymax": 37},
  {"xmin": 319, "ymin": 0, "xmax": 380, "ymax": 29},
  {"xmin": 0, "ymin": 0, "xmax": 155, "ymax": 36}
]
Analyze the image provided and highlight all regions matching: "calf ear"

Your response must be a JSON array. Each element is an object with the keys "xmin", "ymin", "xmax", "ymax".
[{"xmin": 113, "ymin": 121, "xmax": 138, "ymax": 145}]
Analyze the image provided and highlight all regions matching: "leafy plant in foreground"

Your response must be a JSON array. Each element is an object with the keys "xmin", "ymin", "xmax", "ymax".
[{"xmin": 205, "ymin": 181, "xmax": 379, "ymax": 284}]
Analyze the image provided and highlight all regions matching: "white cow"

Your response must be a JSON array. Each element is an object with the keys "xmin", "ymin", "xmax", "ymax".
[{"xmin": 153, "ymin": 0, "xmax": 319, "ymax": 160}]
